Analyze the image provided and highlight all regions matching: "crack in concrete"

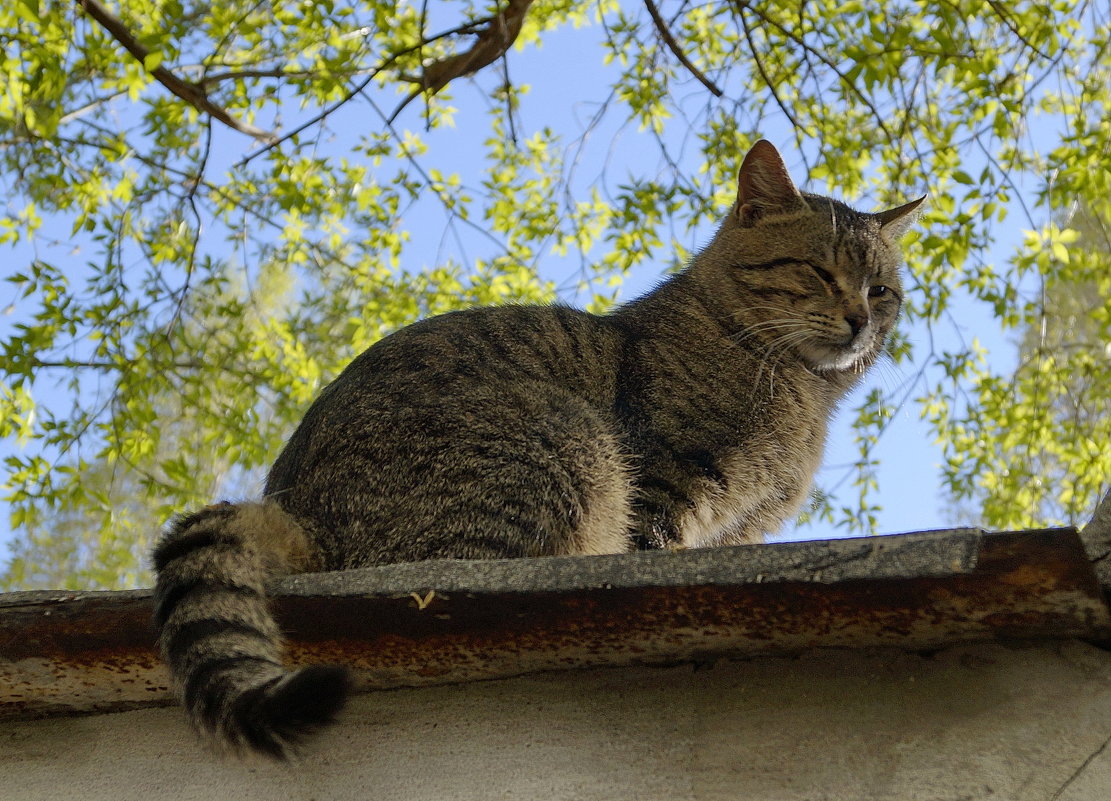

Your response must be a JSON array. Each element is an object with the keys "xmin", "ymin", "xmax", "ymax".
[{"xmin": 1049, "ymin": 730, "xmax": 1111, "ymax": 801}]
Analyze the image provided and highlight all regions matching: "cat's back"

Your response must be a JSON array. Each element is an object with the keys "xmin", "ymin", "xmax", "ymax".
[{"xmin": 332, "ymin": 303, "xmax": 622, "ymax": 401}]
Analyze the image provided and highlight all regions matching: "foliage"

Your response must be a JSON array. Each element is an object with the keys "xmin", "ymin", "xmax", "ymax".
[
  {"xmin": 1, "ymin": 0, "xmax": 1108, "ymax": 588},
  {"xmin": 936, "ymin": 207, "xmax": 1111, "ymax": 528}
]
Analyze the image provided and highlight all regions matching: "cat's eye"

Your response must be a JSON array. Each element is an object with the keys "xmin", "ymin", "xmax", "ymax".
[{"xmin": 868, "ymin": 285, "xmax": 889, "ymax": 298}]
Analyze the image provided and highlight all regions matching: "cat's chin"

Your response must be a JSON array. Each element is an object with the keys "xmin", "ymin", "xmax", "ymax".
[{"xmin": 799, "ymin": 344, "xmax": 872, "ymax": 374}]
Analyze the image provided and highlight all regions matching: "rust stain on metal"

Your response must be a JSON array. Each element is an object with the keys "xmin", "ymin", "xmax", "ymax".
[{"xmin": 1, "ymin": 527, "xmax": 1108, "ymax": 720}]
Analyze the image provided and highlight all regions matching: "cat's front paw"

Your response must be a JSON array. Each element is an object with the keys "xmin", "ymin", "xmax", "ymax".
[{"xmin": 631, "ymin": 506, "xmax": 682, "ymax": 550}]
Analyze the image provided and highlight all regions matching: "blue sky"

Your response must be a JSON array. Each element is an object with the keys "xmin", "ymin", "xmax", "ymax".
[{"xmin": 0, "ymin": 9, "xmax": 1060, "ymax": 565}]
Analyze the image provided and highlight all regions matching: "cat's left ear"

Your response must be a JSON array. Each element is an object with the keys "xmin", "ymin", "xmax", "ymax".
[
  {"xmin": 875, "ymin": 195, "xmax": 927, "ymax": 239},
  {"xmin": 735, "ymin": 140, "xmax": 808, "ymax": 225}
]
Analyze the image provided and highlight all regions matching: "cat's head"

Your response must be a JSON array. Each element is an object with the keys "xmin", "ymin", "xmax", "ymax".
[{"xmin": 693, "ymin": 140, "xmax": 924, "ymax": 375}]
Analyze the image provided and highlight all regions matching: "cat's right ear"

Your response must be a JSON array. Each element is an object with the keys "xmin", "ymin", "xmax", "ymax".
[
  {"xmin": 875, "ymin": 195, "xmax": 927, "ymax": 240},
  {"xmin": 734, "ymin": 140, "xmax": 807, "ymax": 225}
]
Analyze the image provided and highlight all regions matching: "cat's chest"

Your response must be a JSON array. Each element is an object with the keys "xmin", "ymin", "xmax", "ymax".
[{"xmin": 677, "ymin": 424, "xmax": 826, "ymax": 547}]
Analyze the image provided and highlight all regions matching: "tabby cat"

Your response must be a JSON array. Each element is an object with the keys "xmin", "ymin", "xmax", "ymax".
[{"xmin": 152, "ymin": 140, "xmax": 924, "ymax": 757}]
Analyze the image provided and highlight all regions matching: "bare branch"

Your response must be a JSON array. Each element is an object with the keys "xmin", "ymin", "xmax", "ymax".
[
  {"xmin": 31, "ymin": 358, "xmax": 202, "ymax": 370},
  {"xmin": 500, "ymin": 48, "xmax": 519, "ymax": 145},
  {"xmin": 235, "ymin": 71, "xmax": 379, "ymax": 168},
  {"xmin": 195, "ymin": 68, "xmax": 326, "ymax": 88},
  {"xmin": 733, "ymin": 1, "xmax": 895, "ymax": 146},
  {"xmin": 985, "ymin": 0, "xmax": 1053, "ymax": 60},
  {"xmin": 233, "ymin": 42, "xmax": 424, "ymax": 168},
  {"xmin": 390, "ymin": 0, "xmax": 536, "ymax": 122},
  {"xmin": 76, "ymin": 0, "xmax": 278, "ymax": 144},
  {"xmin": 736, "ymin": 5, "xmax": 801, "ymax": 131},
  {"xmin": 643, "ymin": 0, "xmax": 723, "ymax": 97}
]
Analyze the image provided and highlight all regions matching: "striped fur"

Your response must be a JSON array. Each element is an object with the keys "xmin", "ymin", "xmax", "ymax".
[
  {"xmin": 152, "ymin": 141, "xmax": 923, "ymax": 757},
  {"xmin": 153, "ymin": 502, "xmax": 349, "ymax": 758}
]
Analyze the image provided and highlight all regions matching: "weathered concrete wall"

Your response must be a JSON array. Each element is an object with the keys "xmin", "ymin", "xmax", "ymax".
[{"xmin": 5, "ymin": 640, "xmax": 1110, "ymax": 801}]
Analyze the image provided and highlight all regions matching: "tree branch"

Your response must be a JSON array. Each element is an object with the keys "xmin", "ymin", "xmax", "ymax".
[
  {"xmin": 984, "ymin": 0, "xmax": 1053, "ymax": 60},
  {"xmin": 195, "ymin": 68, "xmax": 326, "ymax": 88},
  {"xmin": 390, "ymin": 0, "xmax": 536, "ymax": 122},
  {"xmin": 420, "ymin": 0, "xmax": 535, "ymax": 93},
  {"xmin": 732, "ymin": 1, "xmax": 895, "ymax": 145},
  {"xmin": 233, "ymin": 40, "xmax": 429, "ymax": 168},
  {"xmin": 643, "ymin": 0, "xmax": 723, "ymax": 97},
  {"xmin": 76, "ymin": 0, "xmax": 278, "ymax": 144},
  {"xmin": 31, "ymin": 358, "xmax": 202, "ymax": 370},
  {"xmin": 736, "ymin": 4, "xmax": 800, "ymax": 131}
]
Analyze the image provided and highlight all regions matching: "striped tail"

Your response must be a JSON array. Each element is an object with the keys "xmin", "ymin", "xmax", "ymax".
[{"xmin": 152, "ymin": 501, "xmax": 350, "ymax": 758}]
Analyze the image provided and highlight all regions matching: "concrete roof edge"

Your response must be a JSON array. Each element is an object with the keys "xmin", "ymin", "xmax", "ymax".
[
  {"xmin": 1081, "ymin": 489, "xmax": 1111, "ymax": 588},
  {"xmin": 0, "ymin": 526, "xmax": 988, "ymax": 607},
  {"xmin": 275, "ymin": 527, "xmax": 988, "ymax": 598},
  {"xmin": 2, "ymin": 525, "xmax": 1109, "ymax": 721}
]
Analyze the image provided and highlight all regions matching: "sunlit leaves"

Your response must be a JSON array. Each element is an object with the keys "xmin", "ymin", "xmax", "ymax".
[
  {"xmin": 933, "ymin": 207, "xmax": 1111, "ymax": 528},
  {"xmin": 1, "ymin": 0, "xmax": 1109, "ymax": 589}
]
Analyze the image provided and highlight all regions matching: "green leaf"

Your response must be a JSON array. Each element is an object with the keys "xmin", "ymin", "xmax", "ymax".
[{"xmin": 2, "ymin": 0, "xmax": 1110, "ymax": 588}]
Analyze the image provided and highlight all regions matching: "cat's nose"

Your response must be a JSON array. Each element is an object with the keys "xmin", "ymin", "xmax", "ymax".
[{"xmin": 845, "ymin": 312, "xmax": 869, "ymax": 337}]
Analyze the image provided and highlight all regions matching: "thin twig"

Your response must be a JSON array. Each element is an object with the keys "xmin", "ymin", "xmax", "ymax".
[
  {"xmin": 235, "ymin": 27, "xmax": 474, "ymax": 167},
  {"xmin": 235, "ymin": 70, "xmax": 380, "ymax": 167},
  {"xmin": 734, "ymin": 0, "xmax": 896, "ymax": 145},
  {"xmin": 419, "ymin": 0, "xmax": 433, "ymax": 132},
  {"xmin": 985, "ymin": 0, "xmax": 1053, "ymax": 60},
  {"xmin": 360, "ymin": 90, "xmax": 509, "ymax": 253},
  {"xmin": 737, "ymin": 4, "xmax": 801, "ymax": 131},
  {"xmin": 195, "ymin": 68, "xmax": 337, "ymax": 88},
  {"xmin": 31, "ymin": 358, "xmax": 202, "ymax": 370},
  {"xmin": 165, "ymin": 120, "xmax": 212, "ymax": 336},
  {"xmin": 501, "ymin": 48, "xmax": 518, "ymax": 145}
]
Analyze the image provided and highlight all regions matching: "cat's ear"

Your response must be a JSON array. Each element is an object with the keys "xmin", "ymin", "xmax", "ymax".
[
  {"xmin": 735, "ymin": 140, "xmax": 807, "ymax": 225},
  {"xmin": 875, "ymin": 195, "xmax": 927, "ymax": 239}
]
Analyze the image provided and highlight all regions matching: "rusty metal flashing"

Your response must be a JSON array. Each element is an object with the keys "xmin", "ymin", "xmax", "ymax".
[{"xmin": 2, "ymin": 526, "xmax": 1109, "ymax": 720}]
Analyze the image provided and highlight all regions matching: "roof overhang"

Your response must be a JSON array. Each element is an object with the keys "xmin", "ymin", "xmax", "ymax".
[{"xmin": 3, "ymin": 524, "xmax": 1109, "ymax": 720}]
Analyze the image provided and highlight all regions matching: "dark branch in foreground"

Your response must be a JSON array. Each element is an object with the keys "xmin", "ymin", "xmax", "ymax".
[
  {"xmin": 391, "ymin": 0, "xmax": 536, "ymax": 121},
  {"xmin": 643, "ymin": 0, "xmax": 723, "ymax": 97},
  {"xmin": 76, "ymin": 0, "xmax": 278, "ymax": 144}
]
